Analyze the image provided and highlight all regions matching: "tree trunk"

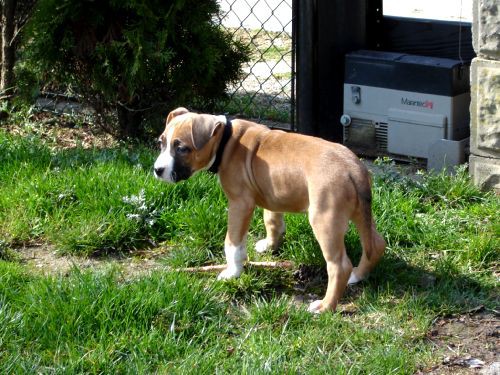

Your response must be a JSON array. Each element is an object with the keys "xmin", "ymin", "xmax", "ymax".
[
  {"xmin": 116, "ymin": 103, "xmax": 143, "ymax": 139},
  {"xmin": 1, "ymin": 0, "xmax": 16, "ymax": 95},
  {"xmin": 0, "ymin": 1, "xmax": 2, "ymax": 91}
]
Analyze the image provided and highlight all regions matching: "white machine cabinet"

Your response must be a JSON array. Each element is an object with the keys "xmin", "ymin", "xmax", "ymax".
[{"xmin": 342, "ymin": 50, "xmax": 470, "ymax": 167}]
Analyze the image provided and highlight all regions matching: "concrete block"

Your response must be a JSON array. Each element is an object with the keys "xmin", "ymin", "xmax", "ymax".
[
  {"xmin": 472, "ymin": 0, "xmax": 500, "ymax": 58},
  {"xmin": 428, "ymin": 138, "xmax": 468, "ymax": 173},
  {"xmin": 470, "ymin": 58, "xmax": 500, "ymax": 158},
  {"xmin": 469, "ymin": 154, "xmax": 500, "ymax": 192}
]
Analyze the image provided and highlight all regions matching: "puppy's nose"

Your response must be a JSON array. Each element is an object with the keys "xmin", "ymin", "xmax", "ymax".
[{"xmin": 154, "ymin": 167, "xmax": 165, "ymax": 176}]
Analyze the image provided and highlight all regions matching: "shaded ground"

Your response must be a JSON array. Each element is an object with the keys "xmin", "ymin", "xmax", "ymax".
[{"xmin": 3, "ymin": 112, "xmax": 116, "ymax": 149}]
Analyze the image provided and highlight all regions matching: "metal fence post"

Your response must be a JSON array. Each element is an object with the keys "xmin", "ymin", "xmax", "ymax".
[
  {"xmin": 295, "ymin": 0, "xmax": 368, "ymax": 141},
  {"xmin": 316, "ymin": 0, "xmax": 367, "ymax": 141},
  {"xmin": 295, "ymin": 0, "xmax": 317, "ymax": 135}
]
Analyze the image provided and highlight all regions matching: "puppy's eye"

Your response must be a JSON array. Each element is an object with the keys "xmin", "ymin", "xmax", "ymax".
[
  {"xmin": 172, "ymin": 139, "xmax": 190, "ymax": 154},
  {"xmin": 176, "ymin": 145, "xmax": 191, "ymax": 154}
]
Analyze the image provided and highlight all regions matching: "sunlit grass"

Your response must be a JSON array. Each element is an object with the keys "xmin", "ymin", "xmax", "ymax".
[{"xmin": 0, "ymin": 128, "xmax": 498, "ymax": 373}]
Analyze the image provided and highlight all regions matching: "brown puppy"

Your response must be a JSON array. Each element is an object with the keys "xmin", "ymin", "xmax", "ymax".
[{"xmin": 154, "ymin": 107, "xmax": 386, "ymax": 313}]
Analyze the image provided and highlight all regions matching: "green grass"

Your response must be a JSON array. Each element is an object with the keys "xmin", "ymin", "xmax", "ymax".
[
  {"xmin": 0, "ymin": 130, "xmax": 228, "ymax": 258},
  {"xmin": 0, "ymin": 262, "xmax": 432, "ymax": 373},
  {"xmin": 0, "ymin": 128, "xmax": 499, "ymax": 373},
  {"xmin": 214, "ymin": 93, "xmax": 291, "ymax": 123},
  {"xmin": 228, "ymin": 27, "xmax": 292, "ymax": 62},
  {"xmin": 260, "ymin": 45, "xmax": 291, "ymax": 61}
]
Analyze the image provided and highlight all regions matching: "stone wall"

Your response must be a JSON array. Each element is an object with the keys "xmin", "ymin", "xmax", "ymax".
[{"xmin": 469, "ymin": 0, "xmax": 500, "ymax": 192}]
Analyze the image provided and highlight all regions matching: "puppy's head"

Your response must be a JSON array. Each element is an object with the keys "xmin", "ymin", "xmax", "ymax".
[{"xmin": 153, "ymin": 107, "xmax": 226, "ymax": 182}]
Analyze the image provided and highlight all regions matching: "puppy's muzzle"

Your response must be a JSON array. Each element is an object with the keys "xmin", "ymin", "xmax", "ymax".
[{"xmin": 154, "ymin": 167, "xmax": 180, "ymax": 183}]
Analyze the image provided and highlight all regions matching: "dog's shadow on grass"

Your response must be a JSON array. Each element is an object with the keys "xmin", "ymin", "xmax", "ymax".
[
  {"xmin": 343, "ymin": 252, "xmax": 493, "ymax": 314},
  {"xmin": 237, "ymin": 251, "xmax": 495, "ymax": 315},
  {"xmin": 364, "ymin": 253, "xmax": 495, "ymax": 315}
]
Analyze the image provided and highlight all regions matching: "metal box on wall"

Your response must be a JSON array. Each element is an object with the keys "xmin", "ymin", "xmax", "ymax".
[{"xmin": 341, "ymin": 50, "xmax": 470, "ymax": 162}]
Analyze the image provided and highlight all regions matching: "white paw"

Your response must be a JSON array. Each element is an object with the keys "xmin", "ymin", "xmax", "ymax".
[
  {"xmin": 217, "ymin": 267, "xmax": 243, "ymax": 280},
  {"xmin": 255, "ymin": 238, "xmax": 271, "ymax": 253},
  {"xmin": 348, "ymin": 271, "xmax": 363, "ymax": 285},
  {"xmin": 307, "ymin": 300, "xmax": 323, "ymax": 314}
]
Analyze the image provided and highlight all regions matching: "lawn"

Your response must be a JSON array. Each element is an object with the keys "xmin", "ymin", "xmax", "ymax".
[{"xmin": 0, "ymin": 125, "xmax": 498, "ymax": 373}]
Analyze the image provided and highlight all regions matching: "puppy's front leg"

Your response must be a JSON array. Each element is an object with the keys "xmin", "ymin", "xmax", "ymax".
[
  {"xmin": 218, "ymin": 240, "xmax": 248, "ymax": 280},
  {"xmin": 218, "ymin": 199, "xmax": 255, "ymax": 280}
]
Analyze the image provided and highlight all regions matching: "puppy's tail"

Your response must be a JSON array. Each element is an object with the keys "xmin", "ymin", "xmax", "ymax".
[{"xmin": 350, "ymin": 170, "xmax": 384, "ymax": 262}]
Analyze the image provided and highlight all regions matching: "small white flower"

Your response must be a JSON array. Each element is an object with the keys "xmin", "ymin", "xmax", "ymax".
[
  {"xmin": 122, "ymin": 190, "xmax": 145, "ymax": 206},
  {"xmin": 126, "ymin": 213, "xmax": 141, "ymax": 221}
]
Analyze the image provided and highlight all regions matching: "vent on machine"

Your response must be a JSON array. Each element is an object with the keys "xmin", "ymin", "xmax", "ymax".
[
  {"xmin": 343, "ymin": 118, "xmax": 387, "ymax": 154},
  {"xmin": 375, "ymin": 122, "xmax": 388, "ymax": 151}
]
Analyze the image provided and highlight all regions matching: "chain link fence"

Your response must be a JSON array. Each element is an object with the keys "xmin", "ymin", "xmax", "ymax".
[
  {"xmin": 217, "ymin": 0, "xmax": 294, "ymax": 128},
  {"xmin": 33, "ymin": 2, "xmax": 295, "ymax": 130}
]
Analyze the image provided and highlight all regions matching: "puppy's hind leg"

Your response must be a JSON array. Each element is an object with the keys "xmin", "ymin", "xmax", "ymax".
[
  {"xmin": 349, "ymin": 204, "xmax": 386, "ymax": 285},
  {"xmin": 255, "ymin": 210, "xmax": 285, "ymax": 253},
  {"xmin": 307, "ymin": 206, "xmax": 353, "ymax": 313}
]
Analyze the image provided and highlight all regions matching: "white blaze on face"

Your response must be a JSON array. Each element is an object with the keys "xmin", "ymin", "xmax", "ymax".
[{"xmin": 154, "ymin": 126, "xmax": 175, "ymax": 182}]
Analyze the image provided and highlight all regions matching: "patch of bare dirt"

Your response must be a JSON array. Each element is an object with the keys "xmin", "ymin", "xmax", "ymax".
[
  {"xmin": 14, "ymin": 244, "xmax": 168, "ymax": 279},
  {"xmin": 419, "ymin": 309, "xmax": 500, "ymax": 375}
]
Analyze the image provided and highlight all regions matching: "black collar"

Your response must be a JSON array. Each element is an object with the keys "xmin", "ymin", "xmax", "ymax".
[{"xmin": 208, "ymin": 119, "xmax": 232, "ymax": 174}]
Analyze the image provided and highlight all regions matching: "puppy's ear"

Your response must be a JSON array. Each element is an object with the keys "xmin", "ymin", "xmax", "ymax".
[
  {"xmin": 166, "ymin": 107, "xmax": 189, "ymax": 124},
  {"xmin": 190, "ymin": 115, "xmax": 225, "ymax": 150}
]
